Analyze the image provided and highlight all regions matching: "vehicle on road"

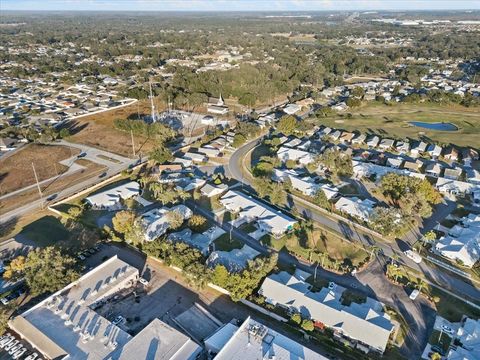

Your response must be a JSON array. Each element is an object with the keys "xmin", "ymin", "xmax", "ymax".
[
  {"xmin": 46, "ymin": 194, "xmax": 57, "ymax": 201},
  {"xmin": 78, "ymin": 254, "xmax": 86, "ymax": 261},
  {"xmin": 139, "ymin": 278, "xmax": 149, "ymax": 286},
  {"xmin": 409, "ymin": 289, "xmax": 420, "ymax": 300},
  {"xmin": 441, "ymin": 325, "xmax": 454, "ymax": 335},
  {"xmin": 99, "ymin": 172, "xmax": 107, "ymax": 178},
  {"xmin": 112, "ymin": 315, "xmax": 125, "ymax": 326},
  {"xmin": 404, "ymin": 250, "xmax": 422, "ymax": 264},
  {"xmin": 328, "ymin": 282, "xmax": 336, "ymax": 290},
  {"xmin": 77, "ymin": 152, "xmax": 87, "ymax": 158}
]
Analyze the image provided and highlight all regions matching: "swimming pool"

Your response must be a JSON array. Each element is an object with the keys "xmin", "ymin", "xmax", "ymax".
[{"xmin": 409, "ymin": 121, "xmax": 458, "ymax": 131}]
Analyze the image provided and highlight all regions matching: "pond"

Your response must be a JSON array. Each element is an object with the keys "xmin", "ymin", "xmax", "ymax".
[{"xmin": 409, "ymin": 121, "xmax": 458, "ymax": 131}]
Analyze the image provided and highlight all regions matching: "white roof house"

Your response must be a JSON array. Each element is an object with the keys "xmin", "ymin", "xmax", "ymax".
[
  {"xmin": 258, "ymin": 272, "xmax": 394, "ymax": 354},
  {"xmin": 183, "ymin": 152, "xmax": 208, "ymax": 163},
  {"xmin": 386, "ymin": 157, "xmax": 403, "ymax": 169},
  {"xmin": 351, "ymin": 133, "xmax": 366, "ymax": 145},
  {"xmin": 352, "ymin": 160, "xmax": 425, "ymax": 181},
  {"xmin": 283, "ymin": 103, "xmax": 302, "ymax": 115},
  {"xmin": 447, "ymin": 317, "xmax": 480, "ymax": 360},
  {"xmin": 9, "ymin": 256, "xmax": 139, "ymax": 360},
  {"xmin": 427, "ymin": 144, "xmax": 443, "ymax": 158},
  {"xmin": 85, "ymin": 181, "xmax": 140, "ymax": 210},
  {"xmin": 272, "ymin": 169, "xmax": 319, "ymax": 197},
  {"xmin": 211, "ymin": 317, "xmax": 327, "ymax": 360},
  {"xmin": 219, "ymin": 190, "xmax": 297, "ymax": 238},
  {"xmin": 395, "ymin": 141, "xmax": 410, "ymax": 153},
  {"xmin": 167, "ymin": 228, "xmax": 214, "ymax": 256},
  {"xmin": 435, "ymin": 214, "xmax": 480, "ymax": 268},
  {"xmin": 436, "ymin": 177, "xmax": 480, "ymax": 197},
  {"xmin": 319, "ymin": 183, "xmax": 340, "ymax": 200},
  {"xmin": 378, "ymin": 138, "xmax": 395, "ymax": 150},
  {"xmin": 366, "ymin": 135, "xmax": 380, "ymax": 148},
  {"xmin": 206, "ymin": 244, "xmax": 260, "ymax": 273},
  {"xmin": 118, "ymin": 319, "xmax": 202, "ymax": 360},
  {"xmin": 410, "ymin": 141, "xmax": 428, "ymax": 157},
  {"xmin": 140, "ymin": 205, "xmax": 193, "ymax": 241},
  {"xmin": 334, "ymin": 197, "xmax": 376, "ymax": 222},
  {"xmin": 200, "ymin": 183, "xmax": 228, "ymax": 198},
  {"xmin": 198, "ymin": 146, "xmax": 221, "ymax": 158},
  {"xmin": 277, "ymin": 146, "xmax": 315, "ymax": 166}
]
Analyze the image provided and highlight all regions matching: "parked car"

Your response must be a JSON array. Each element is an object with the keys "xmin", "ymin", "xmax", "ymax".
[
  {"xmin": 404, "ymin": 250, "xmax": 422, "ymax": 264},
  {"xmin": 139, "ymin": 278, "xmax": 149, "ymax": 286},
  {"xmin": 78, "ymin": 254, "xmax": 86, "ymax": 261},
  {"xmin": 431, "ymin": 345, "xmax": 445, "ymax": 356},
  {"xmin": 441, "ymin": 325, "xmax": 454, "ymax": 335},
  {"xmin": 77, "ymin": 152, "xmax": 87, "ymax": 158},
  {"xmin": 99, "ymin": 172, "xmax": 107, "ymax": 178},
  {"xmin": 1, "ymin": 286, "xmax": 26, "ymax": 305},
  {"xmin": 409, "ymin": 289, "xmax": 420, "ymax": 300},
  {"xmin": 112, "ymin": 315, "xmax": 125, "ymax": 326}
]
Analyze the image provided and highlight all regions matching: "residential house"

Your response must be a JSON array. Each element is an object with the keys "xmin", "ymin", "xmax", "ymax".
[
  {"xmin": 319, "ymin": 183, "xmax": 340, "ymax": 200},
  {"xmin": 466, "ymin": 169, "xmax": 480, "ymax": 185},
  {"xmin": 366, "ymin": 135, "xmax": 380, "ymax": 148},
  {"xmin": 425, "ymin": 163, "xmax": 442, "ymax": 178},
  {"xmin": 140, "ymin": 205, "xmax": 193, "ymax": 241},
  {"xmin": 206, "ymin": 244, "xmax": 260, "ymax": 272},
  {"xmin": 443, "ymin": 146, "xmax": 460, "ymax": 162},
  {"xmin": 403, "ymin": 160, "xmax": 423, "ymax": 173},
  {"xmin": 410, "ymin": 141, "xmax": 428, "ymax": 157},
  {"xmin": 461, "ymin": 148, "xmax": 479, "ymax": 167},
  {"xmin": 395, "ymin": 141, "xmax": 410, "ymax": 154},
  {"xmin": 386, "ymin": 157, "xmax": 403, "ymax": 169},
  {"xmin": 272, "ymin": 169, "xmax": 319, "ymax": 197},
  {"xmin": 334, "ymin": 197, "xmax": 376, "ymax": 222},
  {"xmin": 85, "ymin": 181, "xmax": 140, "ymax": 210},
  {"xmin": 339, "ymin": 132, "xmax": 355, "ymax": 143},
  {"xmin": 330, "ymin": 130, "xmax": 342, "ymax": 141},
  {"xmin": 427, "ymin": 144, "xmax": 443, "ymax": 158},
  {"xmin": 200, "ymin": 183, "xmax": 228, "ymax": 198},
  {"xmin": 378, "ymin": 138, "xmax": 395, "ymax": 150},
  {"xmin": 435, "ymin": 177, "xmax": 480, "ymax": 198},
  {"xmin": 183, "ymin": 152, "xmax": 207, "ymax": 164},
  {"xmin": 332, "ymin": 102, "xmax": 348, "ymax": 112},
  {"xmin": 173, "ymin": 157, "xmax": 193, "ymax": 168},
  {"xmin": 283, "ymin": 103, "xmax": 302, "ymax": 115},
  {"xmin": 351, "ymin": 133, "xmax": 367, "ymax": 145},
  {"xmin": 0, "ymin": 137, "xmax": 16, "ymax": 151},
  {"xmin": 207, "ymin": 95, "xmax": 229, "ymax": 115},
  {"xmin": 258, "ymin": 271, "xmax": 394, "ymax": 354},
  {"xmin": 435, "ymin": 214, "xmax": 480, "ymax": 268},
  {"xmin": 167, "ymin": 228, "xmax": 214, "ymax": 256},
  {"xmin": 277, "ymin": 146, "xmax": 315, "ymax": 166},
  {"xmin": 446, "ymin": 317, "xmax": 480, "ymax": 360},
  {"xmin": 444, "ymin": 167, "xmax": 463, "ymax": 180},
  {"xmin": 198, "ymin": 146, "xmax": 221, "ymax": 158},
  {"xmin": 220, "ymin": 190, "xmax": 297, "ymax": 238}
]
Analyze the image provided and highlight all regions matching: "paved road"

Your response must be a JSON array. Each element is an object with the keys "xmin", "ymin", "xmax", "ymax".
[
  {"xmin": 188, "ymin": 199, "xmax": 434, "ymax": 358},
  {"xmin": 0, "ymin": 141, "xmax": 138, "ymax": 223},
  {"xmin": 225, "ymin": 135, "xmax": 480, "ymax": 303}
]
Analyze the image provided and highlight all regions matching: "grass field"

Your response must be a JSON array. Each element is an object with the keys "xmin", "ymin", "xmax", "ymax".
[
  {"xmin": 0, "ymin": 144, "xmax": 80, "ymax": 195},
  {"xmin": 68, "ymin": 98, "xmax": 162, "ymax": 157},
  {"xmin": 0, "ymin": 159, "xmax": 106, "ymax": 216},
  {"xmin": 313, "ymin": 102, "xmax": 480, "ymax": 148}
]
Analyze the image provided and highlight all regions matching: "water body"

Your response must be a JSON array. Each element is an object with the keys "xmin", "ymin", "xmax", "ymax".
[{"xmin": 409, "ymin": 121, "xmax": 458, "ymax": 131}]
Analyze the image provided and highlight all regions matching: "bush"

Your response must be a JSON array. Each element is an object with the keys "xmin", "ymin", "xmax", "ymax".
[
  {"xmin": 301, "ymin": 319, "xmax": 315, "ymax": 331},
  {"xmin": 290, "ymin": 313, "xmax": 301, "ymax": 325}
]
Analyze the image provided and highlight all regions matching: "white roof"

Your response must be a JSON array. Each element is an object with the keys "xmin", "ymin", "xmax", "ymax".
[
  {"xmin": 207, "ymin": 244, "xmax": 260, "ymax": 272},
  {"xmin": 283, "ymin": 103, "xmax": 302, "ymax": 115},
  {"xmin": 335, "ymin": 196, "xmax": 375, "ymax": 222},
  {"xmin": 272, "ymin": 169, "xmax": 319, "ymax": 197},
  {"xmin": 214, "ymin": 317, "xmax": 327, "ymax": 360},
  {"xmin": 436, "ymin": 177, "xmax": 479, "ymax": 194},
  {"xmin": 118, "ymin": 319, "xmax": 201, "ymax": 360},
  {"xmin": 448, "ymin": 318, "xmax": 480, "ymax": 360},
  {"xmin": 352, "ymin": 160, "xmax": 425, "ymax": 180},
  {"xmin": 85, "ymin": 181, "xmax": 140, "ymax": 208},
  {"xmin": 219, "ymin": 190, "xmax": 297, "ymax": 236},
  {"xmin": 277, "ymin": 146, "xmax": 315, "ymax": 165},
  {"xmin": 259, "ymin": 272, "xmax": 393, "ymax": 353},
  {"xmin": 140, "ymin": 205, "xmax": 193, "ymax": 241},
  {"xmin": 10, "ymin": 256, "xmax": 139, "ymax": 360}
]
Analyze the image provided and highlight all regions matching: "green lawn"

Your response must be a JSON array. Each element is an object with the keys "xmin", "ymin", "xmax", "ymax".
[
  {"xmin": 429, "ymin": 330, "xmax": 452, "ymax": 354},
  {"xmin": 214, "ymin": 233, "xmax": 243, "ymax": 251},
  {"xmin": 311, "ymin": 102, "xmax": 480, "ymax": 147},
  {"xmin": 19, "ymin": 215, "xmax": 71, "ymax": 247},
  {"xmin": 430, "ymin": 287, "xmax": 480, "ymax": 322}
]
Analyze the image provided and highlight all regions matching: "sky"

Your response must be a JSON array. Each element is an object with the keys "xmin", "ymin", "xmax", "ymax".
[{"xmin": 2, "ymin": 0, "xmax": 480, "ymax": 12}]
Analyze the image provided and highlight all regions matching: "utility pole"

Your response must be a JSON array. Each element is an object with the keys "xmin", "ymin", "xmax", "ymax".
[
  {"xmin": 130, "ymin": 129, "xmax": 136, "ymax": 157},
  {"xmin": 32, "ymin": 162, "xmax": 43, "ymax": 207}
]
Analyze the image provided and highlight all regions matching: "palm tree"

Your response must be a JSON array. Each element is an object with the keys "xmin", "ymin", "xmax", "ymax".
[
  {"xmin": 417, "ymin": 279, "xmax": 427, "ymax": 294},
  {"xmin": 369, "ymin": 245, "xmax": 381, "ymax": 260}
]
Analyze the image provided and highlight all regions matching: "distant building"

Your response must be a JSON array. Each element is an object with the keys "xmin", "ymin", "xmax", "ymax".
[
  {"xmin": 334, "ymin": 196, "xmax": 376, "ymax": 222},
  {"xmin": 447, "ymin": 317, "xmax": 480, "ymax": 360},
  {"xmin": 85, "ymin": 181, "xmax": 140, "ymax": 210},
  {"xmin": 207, "ymin": 244, "xmax": 260, "ymax": 272},
  {"xmin": 139, "ymin": 205, "xmax": 193, "ymax": 241},
  {"xmin": 207, "ymin": 95, "xmax": 229, "ymax": 115}
]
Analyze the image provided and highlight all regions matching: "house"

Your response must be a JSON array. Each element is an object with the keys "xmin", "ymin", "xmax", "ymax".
[
  {"xmin": 435, "ymin": 177, "xmax": 480, "ymax": 198},
  {"xmin": 207, "ymin": 95, "xmax": 229, "ymax": 115},
  {"xmin": 173, "ymin": 157, "xmax": 193, "ymax": 167},
  {"xmin": 395, "ymin": 141, "xmax": 410, "ymax": 154},
  {"xmin": 410, "ymin": 141, "xmax": 428, "ymax": 157},
  {"xmin": 277, "ymin": 146, "xmax": 315, "ymax": 166},
  {"xmin": 427, "ymin": 144, "xmax": 443, "ymax": 158},
  {"xmin": 201, "ymin": 115, "xmax": 216, "ymax": 125},
  {"xmin": 198, "ymin": 146, "xmax": 221, "ymax": 158},
  {"xmin": 183, "ymin": 152, "xmax": 207, "ymax": 163},
  {"xmin": 443, "ymin": 146, "xmax": 460, "ymax": 162},
  {"xmin": 425, "ymin": 163, "xmax": 442, "ymax": 178},
  {"xmin": 378, "ymin": 138, "xmax": 395, "ymax": 150},
  {"xmin": 444, "ymin": 167, "xmax": 463, "ymax": 180},
  {"xmin": 339, "ymin": 132, "xmax": 355, "ymax": 143},
  {"xmin": 403, "ymin": 160, "xmax": 422, "ymax": 173},
  {"xmin": 330, "ymin": 130, "xmax": 342, "ymax": 141},
  {"xmin": 446, "ymin": 317, "xmax": 480, "ymax": 360},
  {"xmin": 386, "ymin": 157, "xmax": 403, "ymax": 169},
  {"xmin": 334, "ymin": 196, "xmax": 376, "ymax": 222},
  {"xmin": 0, "ymin": 137, "xmax": 17, "ymax": 151},
  {"xmin": 208, "ymin": 317, "xmax": 327, "ymax": 360},
  {"xmin": 272, "ymin": 169, "xmax": 319, "ymax": 197},
  {"xmin": 85, "ymin": 181, "xmax": 140, "ymax": 210},
  {"xmin": 366, "ymin": 135, "xmax": 380, "ymax": 148},
  {"xmin": 258, "ymin": 271, "xmax": 394, "ymax": 354},
  {"xmin": 220, "ymin": 190, "xmax": 297, "ymax": 238},
  {"xmin": 176, "ymin": 177, "xmax": 207, "ymax": 192},
  {"xmin": 435, "ymin": 214, "xmax": 480, "ymax": 268},
  {"xmin": 351, "ymin": 133, "xmax": 366, "ymax": 145},
  {"xmin": 461, "ymin": 148, "xmax": 479, "ymax": 167},
  {"xmin": 167, "ymin": 228, "xmax": 213, "ymax": 256},
  {"xmin": 332, "ymin": 102, "xmax": 348, "ymax": 111},
  {"xmin": 200, "ymin": 183, "xmax": 228, "ymax": 198},
  {"xmin": 206, "ymin": 244, "xmax": 260, "ymax": 272},
  {"xmin": 140, "ymin": 205, "xmax": 193, "ymax": 241},
  {"xmin": 283, "ymin": 103, "xmax": 302, "ymax": 115},
  {"xmin": 319, "ymin": 183, "xmax": 340, "ymax": 200},
  {"xmin": 466, "ymin": 169, "xmax": 480, "ymax": 185}
]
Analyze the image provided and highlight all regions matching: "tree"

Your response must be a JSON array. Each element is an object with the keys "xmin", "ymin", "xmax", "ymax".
[
  {"xmin": 369, "ymin": 245, "xmax": 381, "ymax": 260},
  {"xmin": 301, "ymin": 319, "xmax": 314, "ymax": 331},
  {"xmin": 149, "ymin": 145, "xmax": 172, "ymax": 164},
  {"xmin": 148, "ymin": 183, "xmax": 190, "ymax": 205},
  {"xmin": 13, "ymin": 247, "xmax": 79, "ymax": 296},
  {"xmin": 166, "ymin": 210, "xmax": 184, "ymax": 230},
  {"xmin": 232, "ymin": 133, "xmax": 247, "ymax": 148},
  {"xmin": 3, "ymin": 256, "xmax": 26, "ymax": 281},
  {"xmin": 313, "ymin": 189, "xmax": 331, "ymax": 210},
  {"xmin": 277, "ymin": 115, "xmax": 297, "ymax": 135},
  {"xmin": 112, "ymin": 210, "xmax": 136, "ymax": 236},
  {"xmin": 290, "ymin": 313, "xmax": 301, "ymax": 325},
  {"xmin": 370, "ymin": 207, "xmax": 408, "ymax": 238},
  {"xmin": 211, "ymin": 265, "xmax": 229, "ymax": 288},
  {"xmin": 430, "ymin": 352, "xmax": 441, "ymax": 360},
  {"xmin": 58, "ymin": 128, "xmax": 70, "ymax": 138},
  {"xmin": 188, "ymin": 214, "xmax": 208, "ymax": 232}
]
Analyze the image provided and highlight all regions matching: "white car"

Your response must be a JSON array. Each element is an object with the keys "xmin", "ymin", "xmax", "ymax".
[
  {"xmin": 441, "ymin": 325, "xmax": 454, "ymax": 335},
  {"xmin": 404, "ymin": 250, "xmax": 422, "ymax": 264},
  {"xmin": 409, "ymin": 289, "xmax": 420, "ymax": 300},
  {"xmin": 139, "ymin": 278, "xmax": 149, "ymax": 286},
  {"xmin": 112, "ymin": 315, "xmax": 125, "ymax": 326}
]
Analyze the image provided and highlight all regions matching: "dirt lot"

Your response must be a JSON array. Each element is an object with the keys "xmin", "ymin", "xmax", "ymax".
[
  {"xmin": 0, "ymin": 143, "xmax": 80, "ymax": 196},
  {"xmin": 0, "ymin": 159, "xmax": 106, "ymax": 216},
  {"xmin": 68, "ymin": 99, "xmax": 165, "ymax": 157}
]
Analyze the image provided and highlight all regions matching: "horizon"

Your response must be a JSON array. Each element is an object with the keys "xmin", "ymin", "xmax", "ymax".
[{"xmin": 2, "ymin": 0, "xmax": 480, "ymax": 12}]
